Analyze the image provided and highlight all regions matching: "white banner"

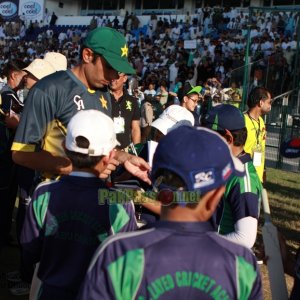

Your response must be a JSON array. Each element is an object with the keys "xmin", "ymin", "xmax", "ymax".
[
  {"xmin": 18, "ymin": 0, "xmax": 44, "ymax": 22},
  {"xmin": 184, "ymin": 40, "xmax": 197, "ymax": 49}
]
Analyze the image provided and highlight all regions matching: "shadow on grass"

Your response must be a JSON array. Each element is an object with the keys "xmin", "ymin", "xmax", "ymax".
[
  {"xmin": 284, "ymin": 178, "xmax": 300, "ymax": 185},
  {"xmin": 265, "ymin": 182, "xmax": 300, "ymax": 200}
]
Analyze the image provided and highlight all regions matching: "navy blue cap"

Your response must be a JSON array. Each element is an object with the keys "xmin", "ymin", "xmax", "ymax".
[
  {"xmin": 151, "ymin": 126, "xmax": 245, "ymax": 195},
  {"xmin": 204, "ymin": 104, "xmax": 245, "ymax": 131}
]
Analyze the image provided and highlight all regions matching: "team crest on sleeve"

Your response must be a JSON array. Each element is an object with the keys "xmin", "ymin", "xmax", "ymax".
[
  {"xmin": 126, "ymin": 101, "xmax": 132, "ymax": 111},
  {"xmin": 73, "ymin": 95, "xmax": 85, "ymax": 110},
  {"xmin": 100, "ymin": 95, "xmax": 108, "ymax": 110},
  {"xmin": 121, "ymin": 44, "xmax": 128, "ymax": 57}
]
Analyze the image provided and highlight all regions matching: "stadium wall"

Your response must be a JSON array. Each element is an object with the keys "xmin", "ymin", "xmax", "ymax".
[
  {"xmin": 46, "ymin": 0, "xmax": 80, "ymax": 16},
  {"xmin": 55, "ymin": 15, "xmax": 190, "ymax": 27}
]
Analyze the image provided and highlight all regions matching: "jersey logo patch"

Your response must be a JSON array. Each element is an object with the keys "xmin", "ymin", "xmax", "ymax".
[
  {"xmin": 73, "ymin": 95, "xmax": 85, "ymax": 110},
  {"xmin": 100, "ymin": 95, "xmax": 108, "ymax": 110},
  {"xmin": 126, "ymin": 100, "xmax": 132, "ymax": 111}
]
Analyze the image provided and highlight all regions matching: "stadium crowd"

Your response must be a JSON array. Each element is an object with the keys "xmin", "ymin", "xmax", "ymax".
[
  {"xmin": 0, "ymin": 5, "xmax": 299, "ymax": 299},
  {"xmin": 0, "ymin": 6, "xmax": 299, "ymax": 96}
]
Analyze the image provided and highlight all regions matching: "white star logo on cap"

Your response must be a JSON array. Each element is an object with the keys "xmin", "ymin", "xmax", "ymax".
[{"xmin": 121, "ymin": 44, "xmax": 128, "ymax": 57}]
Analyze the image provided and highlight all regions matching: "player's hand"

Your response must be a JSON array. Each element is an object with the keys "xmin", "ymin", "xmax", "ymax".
[
  {"xmin": 113, "ymin": 151, "xmax": 151, "ymax": 184},
  {"xmin": 5, "ymin": 113, "xmax": 20, "ymax": 129},
  {"xmin": 99, "ymin": 157, "xmax": 119, "ymax": 179},
  {"xmin": 124, "ymin": 156, "xmax": 151, "ymax": 184}
]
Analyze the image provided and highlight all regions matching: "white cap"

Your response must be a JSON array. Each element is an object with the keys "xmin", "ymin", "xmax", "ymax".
[
  {"xmin": 44, "ymin": 52, "xmax": 67, "ymax": 71},
  {"xmin": 151, "ymin": 105, "xmax": 195, "ymax": 135},
  {"xmin": 23, "ymin": 59, "xmax": 56, "ymax": 80},
  {"xmin": 65, "ymin": 110, "xmax": 120, "ymax": 156}
]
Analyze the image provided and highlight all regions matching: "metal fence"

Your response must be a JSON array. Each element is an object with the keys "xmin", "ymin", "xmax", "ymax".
[
  {"xmin": 229, "ymin": 5, "xmax": 300, "ymax": 173},
  {"xmin": 225, "ymin": 54, "xmax": 300, "ymax": 172},
  {"xmin": 264, "ymin": 92, "xmax": 300, "ymax": 172}
]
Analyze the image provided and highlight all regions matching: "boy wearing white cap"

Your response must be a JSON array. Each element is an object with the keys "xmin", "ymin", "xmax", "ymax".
[
  {"xmin": 23, "ymin": 58, "xmax": 56, "ymax": 89},
  {"xmin": 130, "ymin": 105, "xmax": 195, "ymax": 224},
  {"xmin": 20, "ymin": 110, "xmax": 137, "ymax": 299},
  {"xmin": 43, "ymin": 52, "xmax": 68, "ymax": 71}
]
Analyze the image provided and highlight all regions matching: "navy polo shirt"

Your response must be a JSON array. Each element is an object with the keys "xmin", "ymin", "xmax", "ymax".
[{"xmin": 79, "ymin": 220, "xmax": 262, "ymax": 299}]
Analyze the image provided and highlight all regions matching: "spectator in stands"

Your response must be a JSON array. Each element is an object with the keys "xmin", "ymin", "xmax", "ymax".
[
  {"xmin": 178, "ymin": 82, "xmax": 202, "ymax": 126},
  {"xmin": 50, "ymin": 12, "xmax": 58, "ymax": 26},
  {"xmin": 143, "ymin": 81, "xmax": 156, "ymax": 97},
  {"xmin": 156, "ymin": 79, "xmax": 169, "ymax": 108}
]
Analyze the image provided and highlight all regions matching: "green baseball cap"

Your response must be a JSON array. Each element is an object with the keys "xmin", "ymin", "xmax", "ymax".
[
  {"xmin": 186, "ymin": 84, "xmax": 202, "ymax": 95},
  {"xmin": 83, "ymin": 27, "xmax": 136, "ymax": 75},
  {"xmin": 178, "ymin": 82, "xmax": 202, "ymax": 100}
]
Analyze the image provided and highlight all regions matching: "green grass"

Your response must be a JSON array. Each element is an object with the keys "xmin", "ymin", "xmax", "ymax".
[
  {"xmin": 251, "ymin": 168, "xmax": 300, "ymax": 299},
  {"xmin": 265, "ymin": 168, "xmax": 300, "ymax": 254}
]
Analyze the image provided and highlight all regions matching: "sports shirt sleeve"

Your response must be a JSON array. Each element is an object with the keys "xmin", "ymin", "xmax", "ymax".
[
  {"xmin": 78, "ymin": 235, "xmax": 145, "ymax": 300},
  {"xmin": 12, "ymin": 86, "xmax": 58, "ymax": 152},
  {"xmin": 20, "ymin": 187, "xmax": 50, "ymax": 269},
  {"xmin": 219, "ymin": 165, "xmax": 262, "ymax": 236},
  {"xmin": 236, "ymin": 254, "xmax": 263, "ymax": 299},
  {"xmin": 0, "ymin": 89, "xmax": 23, "ymax": 114},
  {"xmin": 77, "ymin": 247, "xmax": 115, "ymax": 299},
  {"xmin": 109, "ymin": 201, "xmax": 137, "ymax": 235},
  {"xmin": 132, "ymin": 97, "xmax": 141, "ymax": 121},
  {"xmin": 223, "ymin": 217, "xmax": 258, "ymax": 248}
]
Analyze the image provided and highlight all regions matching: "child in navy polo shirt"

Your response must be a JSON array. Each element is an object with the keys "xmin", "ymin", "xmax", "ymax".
[
  {"xmin": 204, "ymin": 104, "xmax": 262, "ymax": 249},
  {"xmin": 20, "ymin": 110, "xmax": 137, "ymax": 300},
  {"xmin": 78, "ymin": 126, "xmax": 263, "ymax": 300}
]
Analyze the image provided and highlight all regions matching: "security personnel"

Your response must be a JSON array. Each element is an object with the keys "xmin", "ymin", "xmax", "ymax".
[{"xmin": 109, "ymin": 72, "xmax": 141, "ymax": 150}]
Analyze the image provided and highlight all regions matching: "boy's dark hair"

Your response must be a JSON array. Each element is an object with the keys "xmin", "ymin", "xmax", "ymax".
[
  {"xmin": 65, "ymin": 136, "xmax": 104, "ymax": 168},
  {"xmin": 153, "ymin": 169, "xmax": 186, "ymax": 191},
  {"xmin": 247, "ymin": 87, "xmax": 270, "ymax": 109},
  {"xmin": 2, "ymin": 60, "xmax": 28, "ymax": 77},
  {"xmin": 159, "ymin": 79, "xmax": 167, "ymax": 87},
  {"xmin": 177, "ymin": 82, "xmax": 199, "ymax": 104},
  {"xmin": 153, "ymin": 169, "xmax": 200, "ymax": 208},
  {"xmin": 218, "ymin": 127, "xmax": 248, "ymax": 147}
]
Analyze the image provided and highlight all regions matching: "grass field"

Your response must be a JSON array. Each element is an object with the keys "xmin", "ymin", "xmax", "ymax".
[
  {"xmin": 264, "ymin": 168, "xmax": 300, "ymax": 255},
  {"xmin": 0, "ymin": 167, "xmax": 299, "ymax": 300},
  {"xmin": 257, "ymin": 167, "xmax": 300, "ymax": 299}
]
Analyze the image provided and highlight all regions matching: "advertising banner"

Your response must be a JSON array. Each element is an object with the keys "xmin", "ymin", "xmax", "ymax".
[
  {"xmin": 0, "ymin": 0, "xmax": 19, "ymax": 21},
  {"xmin": 184, "ymin": 40, "xmax": 197, "ymax": 50},
  {"xmin": 18, "ymin": 0, "xmax": 44, "ymax": 22}
]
